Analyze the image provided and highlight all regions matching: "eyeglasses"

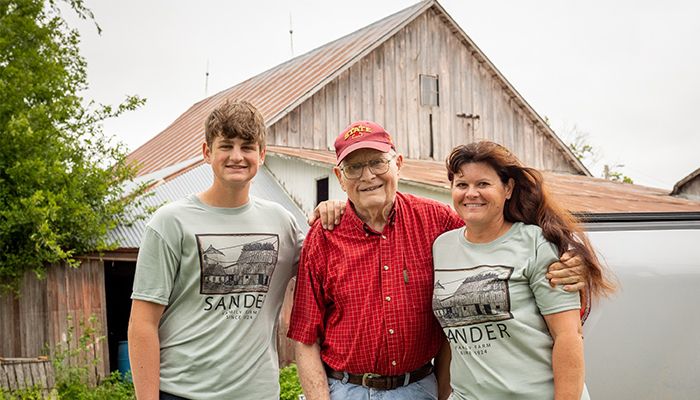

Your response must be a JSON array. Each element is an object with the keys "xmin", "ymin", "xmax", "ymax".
[{"xmin": 340, "ymin": 156, "xmax": 395, "ymax": 180}]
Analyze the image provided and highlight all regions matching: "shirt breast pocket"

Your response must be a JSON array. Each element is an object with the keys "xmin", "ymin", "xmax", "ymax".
[{"xmin": 404, "ymin": 255, "xmax": 435, "ymax": 315}]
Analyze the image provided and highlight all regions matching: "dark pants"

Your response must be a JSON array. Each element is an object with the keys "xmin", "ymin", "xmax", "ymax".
[{"xmin": 160, "ymin": 391, "xmax": 189, "ymax": 400}]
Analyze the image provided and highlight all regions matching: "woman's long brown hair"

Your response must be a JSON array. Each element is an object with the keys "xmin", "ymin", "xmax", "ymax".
[{"xmin": 446, "ymin": 141, "xmax": 615, "ymax": 298}]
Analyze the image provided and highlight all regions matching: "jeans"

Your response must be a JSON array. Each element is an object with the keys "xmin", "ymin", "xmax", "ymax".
[{"xmin": 328, "ymin": 372, "xmax": 438, "ymax": 400}]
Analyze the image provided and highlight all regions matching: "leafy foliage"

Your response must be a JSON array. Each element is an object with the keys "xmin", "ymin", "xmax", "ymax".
[
  {"xmin": 1, "ymin": 318, "xmax": 304, "ymax": 399},
  {"xmin": 0, "ymin": 386, "xmax": 44, "ymax": 400},
  {"xmin": 50, "ymin": 314, "xmax": 104, "ymax": 393},
  {"xmin": 603, "ymin": 164, "xmax": 634, "ymax": 184},
  {"xmin": 565, "ymin": 125, "xmax": 600, "ymax": 169},
  {"xmin": 564, "ymin": 125, "xmax": 633, "ymax": 184},
  {"xmin": 52, "ymin": 315, "xmax": 135, "ymax": 399},
  {"xmin": 0, "ymin": 0, "xmax": 146, "ymax": 293},
  {"xmin": 0, "ymin": 315, "xmax": 135, "ymax": 399},
  {"xmin": 279, "ymin": 364, "xmax": 304, "ymax": 400}
]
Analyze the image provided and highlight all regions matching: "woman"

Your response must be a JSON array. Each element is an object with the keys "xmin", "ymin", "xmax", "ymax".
[{"xmin": 432, "ymin": 141, "xmax": 613, "ymax": 400}]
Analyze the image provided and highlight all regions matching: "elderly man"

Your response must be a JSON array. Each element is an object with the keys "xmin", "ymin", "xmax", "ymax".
[{"xmin": 288, "ymin": 121, "xmax": 584, "ymax": 400}]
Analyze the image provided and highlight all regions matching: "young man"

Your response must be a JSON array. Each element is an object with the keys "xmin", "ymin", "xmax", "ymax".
[{"xmin": 128, "ymin": 100, "xmax": 304, "ymax": 400}]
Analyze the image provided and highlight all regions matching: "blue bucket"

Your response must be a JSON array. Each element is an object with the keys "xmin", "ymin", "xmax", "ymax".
[{"xmin": 117, "ymin": 340, "xmax": 131, "ymax": 378}]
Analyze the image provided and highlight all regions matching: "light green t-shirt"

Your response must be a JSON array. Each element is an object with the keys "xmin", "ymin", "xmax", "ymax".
[
  {"xmin": 132, "ymin": 194, "xmax": 304, "ymax": 400},
  {"xmin": 432, "ymin": 222, "xmax": 589, "ymax": 400}
]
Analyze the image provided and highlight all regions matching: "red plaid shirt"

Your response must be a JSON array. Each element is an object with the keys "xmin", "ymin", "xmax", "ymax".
[{"xmin": 288, "ymin": 192, "xmax": 463, "ymax": 375}]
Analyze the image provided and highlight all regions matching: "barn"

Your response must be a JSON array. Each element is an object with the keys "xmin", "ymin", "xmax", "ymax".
[
  {"xmin": 2, "ymin": 0, "xmax": 699, "ymax": 383},
  {"xmin": 672, "ymin": 168, "xmax": 700, "ymax": 201}
]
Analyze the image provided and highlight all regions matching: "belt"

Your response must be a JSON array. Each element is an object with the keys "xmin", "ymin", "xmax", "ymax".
[{"xmin": 324, "ymin": 362, "xmax": 433, "ymax": 391}]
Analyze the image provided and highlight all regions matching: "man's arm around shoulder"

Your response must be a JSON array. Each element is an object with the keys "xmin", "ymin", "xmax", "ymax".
[{"xmin": 128, "ymin": 299, "xmax": 165, "ymax": 400}]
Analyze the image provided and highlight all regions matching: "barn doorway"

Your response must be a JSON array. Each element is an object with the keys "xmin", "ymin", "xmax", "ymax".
[
  {"xmin": 104, "ymin": 260, "xmax": 136, "ymax": 372},
  {"xmin": 316, "ymin": 177, "xmax": 329, "ymax": 206}
]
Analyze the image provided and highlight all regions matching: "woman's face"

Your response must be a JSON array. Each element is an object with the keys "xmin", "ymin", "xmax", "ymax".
[{"xmin": 451, "ymin": 162, "xmax": 514, "ymax": 229}]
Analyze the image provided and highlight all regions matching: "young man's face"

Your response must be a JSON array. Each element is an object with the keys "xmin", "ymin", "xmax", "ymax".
[{"xmin": 203, "ymin": 136, "xmax": 265, "ymax": 187}]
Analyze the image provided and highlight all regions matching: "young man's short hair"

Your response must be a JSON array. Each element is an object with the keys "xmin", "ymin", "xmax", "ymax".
[{"xmin": 204, "ymin": 100, "xmax": 266, "ymax": 149}]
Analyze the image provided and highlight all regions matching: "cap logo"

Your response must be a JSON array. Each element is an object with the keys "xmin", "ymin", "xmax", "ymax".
[{"xmin": 344, "ymin": 124, "xmax": 372, "ymax": 140}]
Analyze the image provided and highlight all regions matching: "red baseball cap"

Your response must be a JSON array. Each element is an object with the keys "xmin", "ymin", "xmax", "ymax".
[{"xmin": 334, "ymin": 121, "xmax": 395, "ymax": 165}]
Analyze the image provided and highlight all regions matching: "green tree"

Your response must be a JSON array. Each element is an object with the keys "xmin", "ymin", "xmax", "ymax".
[
  {"xmin": 0, "ymin": 0, "xmax": 146, "ymax": 293},
  {"xmin": 564, "ymin": 125, "xmax": 600, "ymax": 169},
  {"xmin": 603, "ymin": 164, "xmax": 634, "ymax": 184},
  {"xmin": 563, "ymin": 125, "xmax": 633, "ymax": 184}
]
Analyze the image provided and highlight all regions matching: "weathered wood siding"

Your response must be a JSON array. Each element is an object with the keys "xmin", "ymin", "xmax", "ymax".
[
  {"xmin": 277, "ymin": 280, "xmax": 295, "ymax": 368},
  {"xmin": 0, "ymin": 358, "xmax": 54, "ymax": 393},
  {"xmin": 676, "ymin": 176, "xmax": 700, "ymax": 200},
  {"xmin": 268, "ymin": 7, "xmax": 579, "ymax": 174},
  {"xmin": 0, "ymin": 259, "xmax": 109, "ymax": 379}
]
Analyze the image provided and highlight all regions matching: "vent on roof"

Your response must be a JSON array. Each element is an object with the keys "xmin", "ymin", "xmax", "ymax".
[{"xmin": 420, "ymin": 74, "xmax": 439, "ymax": 107}]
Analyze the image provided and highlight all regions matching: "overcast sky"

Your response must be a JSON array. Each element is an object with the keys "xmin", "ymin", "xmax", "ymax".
[{"xmin": 70, "ymin": 0, "xmax": 700, "ymax": 189}]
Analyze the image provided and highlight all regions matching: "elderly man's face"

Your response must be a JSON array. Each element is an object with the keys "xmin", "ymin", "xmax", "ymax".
[{"xmin": 334, "ymin": 148, "xmax": 402, "ymax": 216}]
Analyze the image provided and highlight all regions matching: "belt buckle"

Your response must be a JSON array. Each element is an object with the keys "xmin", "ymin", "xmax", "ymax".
[{"xmin": 361, "ymin": 372, "xmax": 382, "ymax": 388}]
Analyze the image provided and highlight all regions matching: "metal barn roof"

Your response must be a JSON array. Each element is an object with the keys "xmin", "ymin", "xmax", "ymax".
[
  {"xmin": 127, "ymin": 1, "xmax": 429, "ymax": 176},
  {"xmin": 266, "ymin": 146, "xmax": 700, "ymax": 214},
  {"xmin": 109, "ymin": 163, "xmax": 309, "ymax": 249},
  {"xmin": 127, "ymin": 0, "xmax": 586, "ymax": 177}
]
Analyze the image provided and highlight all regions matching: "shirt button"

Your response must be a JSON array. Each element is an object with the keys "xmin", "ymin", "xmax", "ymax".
[
  {"xmin": 381, "ymin": 235, "xmax": 387, "ymax": 240},
  {"xmin": 365, "ymin": 233, "xmax": 369, "ymax": 237},
  {"xmin": 391, "ymin": 361, "xmax": 397, "ymax": 366},
  {"xmin": 389, "ymin": 329, "xmax": 395, "ymax": 334},
  {"xmin": 385, "ymin": 296, "xmax": 391, "ymax": 302},
  {"xmin": 383, "ymin": 265, "xmax": 389, "ymax": 271}
]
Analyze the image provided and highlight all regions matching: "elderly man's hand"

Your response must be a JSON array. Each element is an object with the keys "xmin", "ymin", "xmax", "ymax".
[
  {"xmin": 308, "ymin": 200, "xmax": 346, "ymax": 230},
  {"xmin": 546, "ymin": 251, "xmax": 588, "ymax": 292}
]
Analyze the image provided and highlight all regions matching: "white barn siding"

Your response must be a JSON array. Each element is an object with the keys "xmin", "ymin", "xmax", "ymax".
[
  {"xmin": 265, "ymin": 155, "xmax": 345, "ymax": 216},
  {"xmin": 398, "ymin": 182, "xmax": 451, "ymax": 205}
]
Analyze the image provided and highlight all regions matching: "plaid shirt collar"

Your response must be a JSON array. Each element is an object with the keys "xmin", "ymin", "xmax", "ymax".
[{"xmin": 346, "ymin": 197, "xmax": 399, "ymax": 235}]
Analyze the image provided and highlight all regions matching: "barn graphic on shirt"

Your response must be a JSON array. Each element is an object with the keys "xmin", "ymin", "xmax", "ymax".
[
  {"xmin": 433, "ymin": 265, "xmax": 514, "ymax": 327},
  {"xmin": 196, "ymin": 233, "xmax": 279, "ymax": 294}
]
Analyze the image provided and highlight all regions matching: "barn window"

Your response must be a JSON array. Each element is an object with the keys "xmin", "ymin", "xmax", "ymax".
[
  {"xmin": 420, "ymin": 74, "xmax": 439, "ymax": 107},
  {"xmin": 316, "ymin": 177, "xmax": 329, "ymax": 206}
]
